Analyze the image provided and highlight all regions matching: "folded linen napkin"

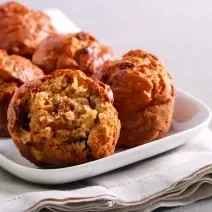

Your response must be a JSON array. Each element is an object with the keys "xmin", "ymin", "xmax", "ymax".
[{"xmin": 1, "ymin": 128, "xmax": 212, "ymax": 212}]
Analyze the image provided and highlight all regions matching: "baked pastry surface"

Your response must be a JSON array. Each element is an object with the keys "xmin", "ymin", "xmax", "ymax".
[
  {"xmin": 8, "ymin": 69, "xmax": 120, "ymax": 167},
  {"xmin": 32, "ymin": 32, "xmax": 115, "ymax": 78},
  {"xmin": 0, "ymin": 1, "xmax": 56, "ymax": 58},
  {"xmin": 0, "ymin": 50, "xmax": 44, "ymax": 136},
  {"xmin": 101, "ymin": 49, "xmax": 175, "ymax": 147}
]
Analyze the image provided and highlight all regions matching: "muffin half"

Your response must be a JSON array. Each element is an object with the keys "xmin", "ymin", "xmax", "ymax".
[{"xmin": 8, "ymin": 69, "xmax": 120, "ymax": 167}]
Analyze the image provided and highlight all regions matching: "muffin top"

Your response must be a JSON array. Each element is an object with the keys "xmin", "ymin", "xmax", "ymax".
[
  {"xmin": 0, "ymin": 1, "xmax": 56, "ymax": 58},
  {"xmin": 32, "ymin": 31, "xmax": 115, "ymax": 78},
  {"xmin": 0, "ymin": 50, "xmax": 44, "ymax": 85},
  {"xmin": 101, "ymin": 49, "xmax": 174, "ymax": 113}
]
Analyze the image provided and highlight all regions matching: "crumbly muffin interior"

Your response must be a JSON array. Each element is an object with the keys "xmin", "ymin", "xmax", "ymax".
[
  {"xmin": 29, "ymin": 75, "xmax": 98, "ymax": 142},
  {"xmin": 20, "ymin": 74, "xmax": 113, "ymax": 161}
]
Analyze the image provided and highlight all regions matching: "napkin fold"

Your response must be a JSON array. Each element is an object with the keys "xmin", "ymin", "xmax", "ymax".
[{"xmin": 1, "ymin": 128, "xmax": 212, "ymax": 212}]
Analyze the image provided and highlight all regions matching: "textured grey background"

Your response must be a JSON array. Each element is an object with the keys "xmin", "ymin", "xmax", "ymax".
[{"xmin": 1, "ymin": 0, "xmax": 212, "ymax": 211}]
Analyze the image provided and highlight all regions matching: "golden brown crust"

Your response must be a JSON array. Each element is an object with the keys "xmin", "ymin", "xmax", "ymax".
[
  {"xmin": 32, "ymin": 32, "xmax": 115, "ymax": 78},
  {"xmin": 0, "ymin": 49, "xmax": 7, "ymax": 57},
  {"xmin": 101, "ymin": 49, "xmax": 175, "ymax": 147},
  {"xmin": 0, "ymin": 53, "xmax": 45, "ymax": 84},
  {"xmin": 117, "ymin": 99, "xmax": 174, "ymax": 147},
  {"xmin": 8, "ymin": 69, "xmax": 120, "ymax": 167},
  {"xmin": 0, "ymin": 2, "xmax": 56, "ymax": 58},
  {"xmin": 0, "ymin": 51, "xmax": 44, "ymax": 137}
]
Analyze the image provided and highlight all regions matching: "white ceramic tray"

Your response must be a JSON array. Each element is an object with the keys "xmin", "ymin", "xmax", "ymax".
[
  {"xmin": 0, "ymin": 10, "xmax": 211, "ymax": 184},
  {"xmin": 0, "ymin": 88, "xmax": 211, "ymax": 184}
]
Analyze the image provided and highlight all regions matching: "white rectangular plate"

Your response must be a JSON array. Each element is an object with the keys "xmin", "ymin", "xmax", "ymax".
[
  {"xmin": 0, "ymin": 89, "xmax": 211, "ymax": 184},
  {"xmin": 0, "ymin": 10, "xmax": 211, "ymax": 184}
]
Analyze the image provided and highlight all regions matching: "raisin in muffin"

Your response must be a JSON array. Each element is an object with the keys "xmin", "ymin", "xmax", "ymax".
[
  {"xmin": 101, "ymin": 49, "xmax": 175, "ymax": 147},
  {"xmin": 0, "ymin": 50, "xmax": 44, "ymax": 137},
  {"xmin": 32, "ymin": 32, "xmax": 115, "ymax": 79},
  {"xmin": 8, "ymin": 69, "xmax": 120, "ymax": 168},
  {"xmin": 0, "ymin": 1, "xmax": 56, "ymax": 58}
]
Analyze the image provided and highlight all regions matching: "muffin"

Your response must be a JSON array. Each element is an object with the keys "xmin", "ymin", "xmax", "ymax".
[
  {"xmin": 0, "ymin": 51, "xmax": 44, "ymax": 137},
  {"xmin": 0, "ymin": 49, "xmax": 7, "ymax": 57},
  {"xmin": 8, "ymin": 69, "xmax": 120, "ymax": 168},
  {"xmin": 32, "ymin": 32, "xmax": 115, "ymax": 79},
  {"xmin": 101, "ymin": 49, "xmax": 175, "ymax": 147},
  {"xmin": 0, "ymin": 1, "xmax": 56, "ymax": 58}
]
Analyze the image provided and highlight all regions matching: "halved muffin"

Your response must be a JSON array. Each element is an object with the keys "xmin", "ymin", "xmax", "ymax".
[{"xmin": 8, "ymin": 69, "xmax": 120, "ymax": 167}]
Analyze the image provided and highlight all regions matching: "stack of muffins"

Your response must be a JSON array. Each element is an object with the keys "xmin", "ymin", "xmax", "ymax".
[{"xmin": 0, "ymin": 1, "xmax": 175, "ymax": 168}]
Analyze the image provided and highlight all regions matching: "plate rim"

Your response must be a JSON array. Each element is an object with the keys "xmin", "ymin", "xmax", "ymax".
[{"xmin": 0, "ymin": 88, "xmax": 211, "ymax": 178}]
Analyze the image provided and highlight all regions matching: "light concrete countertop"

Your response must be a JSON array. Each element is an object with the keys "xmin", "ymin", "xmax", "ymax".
[{"xmin": 1, "ymin": 0, "xmax": 212, "ymax": 211}]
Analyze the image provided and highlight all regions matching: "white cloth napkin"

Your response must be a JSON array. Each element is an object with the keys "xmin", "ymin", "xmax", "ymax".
[{"xmin": 1, "ymin": 128, "xmax": 212, "ymax": 212}]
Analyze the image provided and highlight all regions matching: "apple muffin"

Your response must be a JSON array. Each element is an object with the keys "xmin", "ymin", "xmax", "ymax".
[
  {"xmin": 0, "ymin": 1, "xmax": 56, "ymax": 58},
  {"xmin": 32, "ymin": 32, "xmax": 115, "ymax": 79},
  {"xmin": 8, "ymin": 69, "xmax": 120, "ymax": 168},
  {"xmin": 0, "ymin": 50, "xmax": 44, "ymax": 137},
  {"xmin": 101, "ymin": 49, "xmax": 175, "ymax": 147}
]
